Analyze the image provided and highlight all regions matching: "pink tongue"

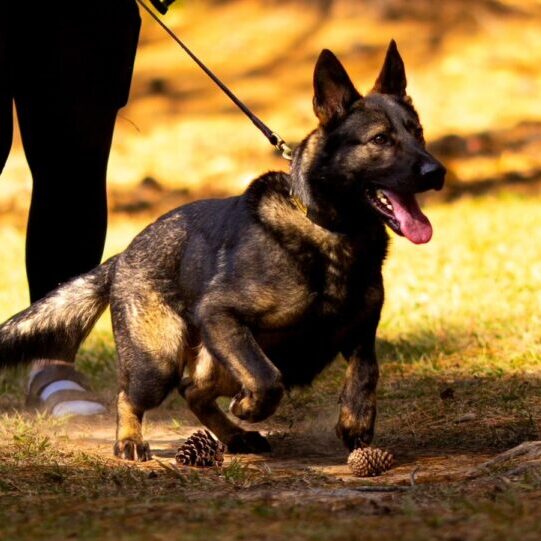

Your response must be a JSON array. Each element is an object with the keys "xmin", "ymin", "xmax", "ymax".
[{"xmin": 382, "ymin": 190, "xmax": 433, "ymax": 244}]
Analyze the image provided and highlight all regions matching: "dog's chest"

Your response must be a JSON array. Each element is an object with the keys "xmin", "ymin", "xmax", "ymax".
[
  {"xmin": 304, "ymin": 231, "xmax": 385, "ymax": 318},
  {"xmin": 261, "ymin": 236, "xmax": 381, "ymax": 330},
  {"xmin": 255, "ymin": 244, "xmax": 383, "ymax": 386}
]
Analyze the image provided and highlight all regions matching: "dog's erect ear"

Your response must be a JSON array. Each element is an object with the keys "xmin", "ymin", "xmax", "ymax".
[
  {"xmin": 372, "ymin": 40, "xmax": 407, "ymax": 97},
  {"xmin": 313, "ymin": 49, "xmax": 362, "ymax": 127}
]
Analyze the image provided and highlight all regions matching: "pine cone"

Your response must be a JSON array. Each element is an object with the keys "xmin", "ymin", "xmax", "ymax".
[
  {"xmin": 347, "ymin": 447, "xmax": 394, "ymax": 477},
  {"xmin": 175, "ymin": 430, "xmax": 226, "ymax": 467}
]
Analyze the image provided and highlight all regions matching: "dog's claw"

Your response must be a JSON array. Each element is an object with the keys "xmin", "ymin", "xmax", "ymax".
[
  {"xmin": 227, "ymin": 431, "xmax": 271, "ymax": 454},
  {"xmin": 114, "ymin": 439, "xmax": 152, "ymax": 462}
]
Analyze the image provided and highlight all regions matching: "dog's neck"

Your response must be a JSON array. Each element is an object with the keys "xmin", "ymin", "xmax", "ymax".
[
  {"xmin": 289, "ymin": 135, "xmax": 346, "ymax": 232},
  {"xmin": 290, "ymin": 135, "xmax": 382, "ymax": 235}
]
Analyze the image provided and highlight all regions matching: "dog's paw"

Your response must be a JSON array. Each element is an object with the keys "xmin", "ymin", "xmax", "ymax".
[
  {"xmin": 229, "ymin": 385, "xmax": 284, "ymax": 423},
  {"xmin": 113, "ymin": 439, "xmax": 152, "ymax": 462},
  {"xmin": 336, "ymin": 425, "xmax": 374, "ymax": 451},
  {"xmin": 336, "ymin": 404, "xmax": 376, "ymax": 451},
  {"xmin": 227, "ymin": 431, "xmax": 271, "ymax": 454}
]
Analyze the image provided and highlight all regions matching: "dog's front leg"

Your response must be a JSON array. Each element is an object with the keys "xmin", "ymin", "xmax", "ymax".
[
  {"xmin": 336, "ymin": 344, "xmax": 379, "ymax": 450},
  {"xmin": 336, "ymin": 300, "xmax": 382, "ymax": 451},
  {"xmin": 199, "ymin": 308, "xmax": 284, "ymax": 423}
]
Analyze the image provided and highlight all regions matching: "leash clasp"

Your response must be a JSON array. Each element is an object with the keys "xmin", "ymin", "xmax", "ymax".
[{"xmin": 270, "ymin": 133, "xmax": 293, "ymax": 161}]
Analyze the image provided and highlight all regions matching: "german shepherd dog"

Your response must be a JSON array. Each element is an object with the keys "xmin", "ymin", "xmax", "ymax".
[{"xmin": 0, "ymin": 41, "xmax": 444, "ymax": 460}]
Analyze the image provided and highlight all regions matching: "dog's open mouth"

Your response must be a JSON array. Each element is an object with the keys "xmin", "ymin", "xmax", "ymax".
[{"xmin": 365, "ymin": 187, "xmax": 433, "ymax": 244}]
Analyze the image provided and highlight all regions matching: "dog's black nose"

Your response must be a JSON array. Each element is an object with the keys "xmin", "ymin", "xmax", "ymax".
[{"xmin": 420, "ymin": 160, "xmax": 446, "ymax": 191}]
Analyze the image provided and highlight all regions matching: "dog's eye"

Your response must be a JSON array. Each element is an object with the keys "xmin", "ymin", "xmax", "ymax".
[{"xmin": 371, "ymin": 133, "xmax": 389, "ymax": 146}]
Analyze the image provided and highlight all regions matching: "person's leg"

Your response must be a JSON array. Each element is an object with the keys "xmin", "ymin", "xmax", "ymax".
[
  {"xmin": 16, "ymin": 98, "xmax": 118, "ymax": 416},
  {"xmin": 17, "ymin": 99, "xmax": 115, "ymax": 301},
  {"xmin": 10, "ymin": 0, "xmax": 140, "ymax": 416}
]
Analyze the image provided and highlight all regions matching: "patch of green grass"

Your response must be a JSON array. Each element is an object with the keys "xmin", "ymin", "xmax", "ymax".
[{"xmin": 221, "ymin": 458, "xmax": 252, "ymax": 486}]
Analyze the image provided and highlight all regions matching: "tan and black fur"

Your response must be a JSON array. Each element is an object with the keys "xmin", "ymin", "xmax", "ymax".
[{"xmin": 0, "ymin": 42, "xmax": 445, "ymax": 459}]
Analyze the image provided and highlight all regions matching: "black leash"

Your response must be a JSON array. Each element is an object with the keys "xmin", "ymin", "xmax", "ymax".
[{"xmin": 135, "ymin": 0, "xmax": 293, "ymax": 160}]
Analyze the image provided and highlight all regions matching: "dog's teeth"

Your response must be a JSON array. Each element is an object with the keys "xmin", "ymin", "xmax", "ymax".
[
  {"xmin": 376, "ymin": 190, "xmax": 389, "ymax": 205},
  {"xmin": 370, "ymin": 188, "xmax": 393, "ymax": 213}
]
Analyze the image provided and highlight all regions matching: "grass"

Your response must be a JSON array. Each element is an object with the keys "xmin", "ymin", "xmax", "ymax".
[{"xmin": 0, "ymin": 188, "xmax": 540, "ymax": 540}]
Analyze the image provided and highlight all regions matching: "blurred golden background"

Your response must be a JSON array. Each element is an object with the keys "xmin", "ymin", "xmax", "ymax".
[
  {"xmin": 1, "ymin": 0, "xmax": 541, "ymax": 320},
  {"xmin": 3, "ymin": 0, "xmax": 541, "ymax": 217}
]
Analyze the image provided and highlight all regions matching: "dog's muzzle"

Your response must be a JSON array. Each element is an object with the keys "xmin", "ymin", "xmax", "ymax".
[{"xmin": 417, "ymin": 159, "xmax": 446, "ymax": 192}]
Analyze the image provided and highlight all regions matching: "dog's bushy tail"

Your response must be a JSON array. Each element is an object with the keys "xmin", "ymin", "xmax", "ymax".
[{"xmin": 0, "ymin": 257, "xmax": 117, "ymax": 368}]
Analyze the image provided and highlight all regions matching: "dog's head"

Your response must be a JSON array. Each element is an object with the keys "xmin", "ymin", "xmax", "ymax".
[{"xmin": 294, "ymin": 41, "xmax": 445, "ymax": 244}]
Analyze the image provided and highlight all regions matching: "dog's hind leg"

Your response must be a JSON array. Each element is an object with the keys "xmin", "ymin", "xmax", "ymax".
[
  {"xmin": 182, "ymin": 346, "xmax": 271, "ymax": 454},
  {"xmin": 114, "ymin": 390, "xmax": 151, "ymax": 461},
  {"xmin": 111, "ymin": 286, "xmax": 186, "ymax": 461}
]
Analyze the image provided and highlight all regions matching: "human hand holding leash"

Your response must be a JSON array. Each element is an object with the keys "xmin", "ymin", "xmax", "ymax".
[{"xmin": 149, "ymin": 0, "xmax": 176, "ymax": 14}]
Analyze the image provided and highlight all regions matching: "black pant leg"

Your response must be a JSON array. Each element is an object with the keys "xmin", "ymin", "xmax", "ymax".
[
  {"xmin": 9, "ymin": 0, "xmax": 140, "ymax": 302},
  {"xmin": 15, "ymin": 99, "xmax": 117, "ymax": 302}
]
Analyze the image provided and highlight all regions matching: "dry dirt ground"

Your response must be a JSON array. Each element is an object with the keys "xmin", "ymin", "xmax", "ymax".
[
  {"xmin": 1, "ymin": 386, "xmax": 540, "ymax": 540},
  {"xmin": 3, "ymin": 0, "xmax": 541, "ymax": 219}
]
